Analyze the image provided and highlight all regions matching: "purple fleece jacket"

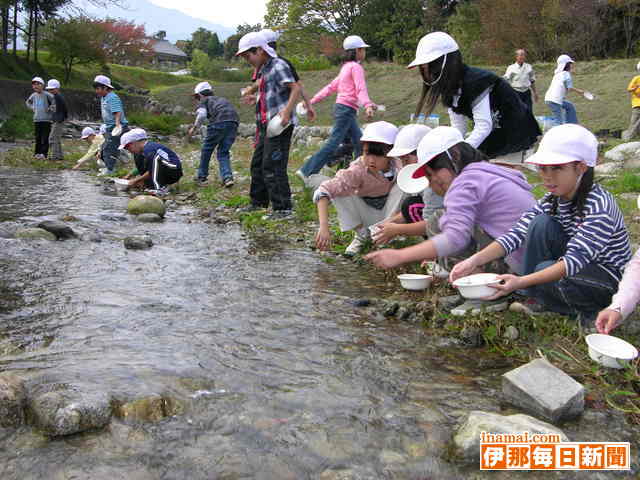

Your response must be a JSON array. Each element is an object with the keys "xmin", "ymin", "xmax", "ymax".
[{"xmin": 431, "ymin": 162, "xmax": 535, "ymax": 271}]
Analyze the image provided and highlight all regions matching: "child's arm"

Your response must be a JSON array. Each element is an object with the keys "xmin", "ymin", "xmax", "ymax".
[
  {"xmin": 128, "ymin": 171, "xmax": 150, "ymax": 187},
  {"xmin": 597, "ymin": 249, "xmax": 640, "ymax": 334},
  {"xmin": 25, "ymin": 93, "xmax": 34, "ymax": 110},
  {"xmin": 297, "ymin": 82, "xmax": 316, "ymax": 122},
  {"xmin": 315, "ymin": 196, "xmax": 332, "ymax": 251},
  {"xmin": 364, "ymin": 237, "xmax": 439, "ymax": 269},
  {"xmin": 374, "ymin": 220, "xmax": 427, "ymax": 245}
]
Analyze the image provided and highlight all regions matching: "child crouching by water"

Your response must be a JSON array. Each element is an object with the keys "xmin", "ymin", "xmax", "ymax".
[
  {"xmin": 449, "ymin": 124, "xmax": 632, "ymax": 327},
  {"xmin": 596, "ymin": 195, "xmax": 640, "ymax": 334},
  {"xmin": 119, "ymin": 128, "xmax": 183, "ymax": 197},
  {"xmin": 365, "ymin": 126, "xmax": 536, "ymax": 315},
  {"xmin": 314, "ymin": 121, "xmax": 402, "ymax": 256}
]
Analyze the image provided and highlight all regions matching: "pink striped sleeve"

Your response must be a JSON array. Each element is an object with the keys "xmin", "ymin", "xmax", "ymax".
[{"xmin": 351, "ymin": 63, "xmax": 374, "ymax": 109}]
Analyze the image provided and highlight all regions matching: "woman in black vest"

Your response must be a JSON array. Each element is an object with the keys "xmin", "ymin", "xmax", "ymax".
[{"xmin": 408, "ymin": 32, "xmax": 541, "ymax": 167}]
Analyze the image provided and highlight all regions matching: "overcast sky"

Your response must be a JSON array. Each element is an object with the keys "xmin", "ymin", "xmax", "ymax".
[{"xmin": 148, "ymin": 0, "xmax": 268, "ymax": 28}]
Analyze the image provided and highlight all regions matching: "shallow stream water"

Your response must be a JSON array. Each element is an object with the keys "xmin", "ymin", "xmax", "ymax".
[{"xmin": 0, "ymin": 168, "xmax": 637, "ymax": 479}]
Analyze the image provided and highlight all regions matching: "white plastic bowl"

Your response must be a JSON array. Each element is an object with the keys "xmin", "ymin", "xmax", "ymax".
[
  {"xmin": 266, "ymin": 114, "xmax": 289, "ymax": 138},
  {"xmin": 452, "ymin": 273, "xmax": 501, "ymax": 299},
  {"xmin": 113, "ymin": 178, "xmax": 130, "ymax": 190},
  {"xmin": 585, "ymin": 334, "xmax": 638, "ymax": 369},
  {"xmin": 398, "ymin": 274, "xmax": 433, "ymax": 291},
  {"xmin": 583, "ymin": 91, "xmax": 595, "ymax": 101}
]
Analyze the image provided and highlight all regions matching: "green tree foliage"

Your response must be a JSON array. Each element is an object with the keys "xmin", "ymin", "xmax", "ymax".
[
  {"xmin": 191, "ymin": 27, "xmax": 225, "ymax": 58},
  {"xmin": 42, "ymin": 15, "xmax": 105, "ymax": 83},
  {"xmin": 223, "ymin": 24, "xmax": 261, "ymax": 60},
  {"xmin": 446, "ymin": 0, "xmax": 481, "ymax": 63}
]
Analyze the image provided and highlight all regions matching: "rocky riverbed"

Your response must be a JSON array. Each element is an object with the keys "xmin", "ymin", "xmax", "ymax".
[{"xmin": 0, "ymin": 166, "xmax": 638, "ymax": 479}]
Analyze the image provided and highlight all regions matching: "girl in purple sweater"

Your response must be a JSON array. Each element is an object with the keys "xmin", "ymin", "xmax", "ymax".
[{"xmin": 365, "ymin": 126, "xmax": 535, "ymax": 314}]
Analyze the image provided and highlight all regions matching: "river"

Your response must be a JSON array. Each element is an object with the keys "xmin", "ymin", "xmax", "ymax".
[{"xmin": 0, "ymin": 167, "xmax": 637, "ymax": 479}]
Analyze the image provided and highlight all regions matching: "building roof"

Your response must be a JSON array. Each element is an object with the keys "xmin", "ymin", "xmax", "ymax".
[{"xmin": 151, "ymin": 39, "xmax": 187, "ymax": 58}]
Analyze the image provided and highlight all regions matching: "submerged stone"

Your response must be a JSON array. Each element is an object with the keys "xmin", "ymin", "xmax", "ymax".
[
  {"xmin": 453, "ymin": 410, "xmax": 568, "ymax": 463},
  {"xmin": 28, "ymin": 384, "xmax": 112, "ymax": 436},
  {"xmin": 137, "ymin": 213, "xmax": 164, "ymax": 223},
  {"xmin": 37, "ymin": 220, "xmax": 77, "ymax": 239},
  {"xmin": 127, "ymin": 195, "xmax": 166, "ymax": 217},
  {"xmin": 0, "ymin": 373, "xmax": 26, "ymax": 427},
  {"xmin": 124, "ymin": 235, "xmax": 153, "ymax": 250},
  {"xmin": 15, "ymin": 227, "xmax": 57, "ymax": 241},
  {"xmin": 502, "ymin": 358, "xmax": 584, "ymax": 423},
  {"xmin": 112, "ymin": 394, "xmax": 183, "ymax": 423}
]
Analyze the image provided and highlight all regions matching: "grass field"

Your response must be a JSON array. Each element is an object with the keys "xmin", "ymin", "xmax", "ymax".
[{"xmin": 155, "ymin": 58, "xmax": 639, "ymax": 133}]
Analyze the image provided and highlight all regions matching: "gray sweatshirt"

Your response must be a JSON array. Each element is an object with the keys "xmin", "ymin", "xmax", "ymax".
[{"xmin": 25, "ymin": 91, "xmax": 56, "ymax": 122}]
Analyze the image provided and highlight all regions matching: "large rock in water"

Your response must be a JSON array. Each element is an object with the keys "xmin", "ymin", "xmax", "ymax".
[
  {"xmin": 15, "ymin": 227, "xmax": 57, "ymax": 241},
  {"xmin": 137, "ymin": 213, "xmax": 163, "ymax": 223},
  {"xmin": 502, "ymin": 358, "xmax": 584, "ymax": 423},
  {"xmin": 0, "ymin": 373, "xmax": 26, "ymax": 427},
  {"xmin": 453, "ymin": 410, "xmax": 569, "ymax": 463},
  {"xmin": 124, "ymin": 235, "xmax": 153, "ymax": 250},
  {"xmin": 37, "ymin": 220, "xmax": 77, "ymax": 239},
  {"xmin": 127, "ymin": 195, "xmax": 166, "ymax": 217},
  {"xmin": 27, "ymin": 380, "xmax": 112, "ymax": 437}
]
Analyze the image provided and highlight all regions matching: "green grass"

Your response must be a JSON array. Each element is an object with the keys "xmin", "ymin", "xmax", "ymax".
[
  {"xmin": 0, "ymin": 104, "xmax": 33, "ymax": 141},
  {"xmin": 127, "ymin": 111, "xmax": 186, "ymax": 135}
]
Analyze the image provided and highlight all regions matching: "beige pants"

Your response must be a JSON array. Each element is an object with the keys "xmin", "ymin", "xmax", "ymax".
[
  {"xmin": 49, "ymin": 122, "xmax": 64, "ymax": 160},
  {"xmin": 332, "ymin": 184, "xmax": 405, "ymax": 232},
  {"xmin": 622, "ymin": 107, "xmax": 640, "ymax": 141}
]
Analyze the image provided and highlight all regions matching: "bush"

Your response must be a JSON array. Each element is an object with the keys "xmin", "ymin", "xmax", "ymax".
[
  {"xmin": 127, "ymin": 111, "xmax": 184, "ymax": 135},
  {"xmin": 0, "ymin": 105, "xmax": 33, "ymax": 140},
  {"xmin": 188, "ymin": 49, "xmax": 251, "ymax": 83},
  {"xmin": 288, "ymin": 54, "xmax": 333, "ymax": 71}
]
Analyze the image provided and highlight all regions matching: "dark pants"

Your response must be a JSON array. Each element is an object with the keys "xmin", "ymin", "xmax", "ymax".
[
  {"xmin": 300, "ymin": 103, "xmax": 362, "ymax": 176},
  {"xmin": 199, "ymin": 121, "xmax": 238, "ymax": 181},
  {"xmin": 134, "ymin": 153, "xmax": 182, "ymax": 189},
  {"xmin": 250, "ymin": 123, "xmax": 293, "ymax": 211},
  {"xmin": 523, "ymin": 214, "xmax": 618, "ymax": 318},
  {"xmin": 516, "ymin": 90, "xmax": 533, "ymax": 111},
  {"xmin": 34, "ymin": 122, "xmax": 51, "ymax": 156},
  {"xmin": 103, "ymin": 125, "xmax": 129, "ymax": 171}
]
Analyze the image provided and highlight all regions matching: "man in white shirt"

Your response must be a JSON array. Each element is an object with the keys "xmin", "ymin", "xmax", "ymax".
[{"xmin": 503, "ymin": 49, "xmax": 538, "ymax": 111}]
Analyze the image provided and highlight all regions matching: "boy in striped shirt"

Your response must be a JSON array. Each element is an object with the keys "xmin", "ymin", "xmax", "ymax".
[{"xmin": 449, "ymin": 124, "xmax": 631, "ymax": 328}]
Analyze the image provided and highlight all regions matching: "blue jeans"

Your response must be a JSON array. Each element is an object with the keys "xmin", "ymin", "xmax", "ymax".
[
  {"xmin": 300, "ymin": 103, "xmax": 362, "ymax": 176},
  {"xmin": 522, "ymin": 214, "xmax": 617, "ymax": 318},
  {"xmin": 198, "ymin": 121, "xmax": 238, "ymax": 181},
  {"xmin": 546, "ymin": 100, "xmax": 578, "ymax": 127},
  {"xmin": 103, "ymin": 125, "xmax": 129, "ymax": 171}
]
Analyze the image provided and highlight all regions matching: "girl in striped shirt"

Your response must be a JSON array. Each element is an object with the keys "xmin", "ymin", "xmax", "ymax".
[{"xmin": 449, "ymin": 124, "xmax": 632, "ymax": 327}]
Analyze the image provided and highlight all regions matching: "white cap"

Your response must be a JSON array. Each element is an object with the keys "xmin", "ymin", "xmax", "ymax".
[
  {"xmin": 119, "ymin": 128, "xmax": 147, "ymax": 150},
  {"xmin": 81, "ymin": 127, "xmax": 96, "ymax": 139},
  {"xmin": 194, "ymin": 81, "xmax": 212, "ymax": 94},
  {"xmin": 31, "ymin": 76, "xmax": 44, "ymax": 85},
  {"xmin": 45, "ymin": 79, "xmax": 61, "ymax": 90},
  {"xmin": 94, "ymin": 75, "xmax": 113, "ymax": 88},
  {"xmin": 409, "ymin": 126, "xmax": 464, "ymax": 180},
  {"xmin": 388, "ymin": 124, "xmax": 432, "ymax": 157},
  {"xmin": 236, "ymin": 32, "xmax": 277, "ymax": 58},
  {"xmin": 360, "ymin": 121, "xmax": 399, "ymax": 145},
  {"xmin": 407, "ymin": 32, "xmax": 459, "ymax": 69},
  {"xmin": 525, "ymin": 124, "xmax": 597, "ymax": 168},
  {"xmin": 343, "ymin": 35, "xmax": 369, "ymax": 50},
  {"xmin": 260, "ymin": 28, "xmax": 280, "ymax": 44},
  {"xmin": 554, "ymin": 54, "xmax": 574, "ymax": 74}
]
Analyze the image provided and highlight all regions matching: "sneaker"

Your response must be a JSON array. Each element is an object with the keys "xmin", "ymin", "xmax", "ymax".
[
  {"xmin": 509, "ymin": 298, "xmax": 548, "ymax": 315},
  {"xmin": 195, "ymin": 177, "xmax": 209, "ymax": 186},
  {"xmin": 423, "ymin": 261, "xmax": 449, "ymax": 279},
  {"xmin": 451, "ymin": 298, "xmax": 509, "ymax": 316},
  {"xmin": 223, "ymin": 177, "xmax": 234, "ymax": 188},
  {"xmin": 97, "ymin": 168, "xmax": 114, "ymax": 177},
  {"xmin": 145, "ymin": 186, "xmax": 170, "ymax": 197},
  {"xmin": 344, "ymin": 233, "xmax": 367, "ymax": 256},
  {"xmin": 262, "ymin": 209, "xmax": 294, "ymax": 220},
  {"xmin": 295, "ymin": 169, "xmax": 309, "ymax": 186},
  {"xmin": 239, "ymin": 204, "xmax": 267, "ymax": 213}
]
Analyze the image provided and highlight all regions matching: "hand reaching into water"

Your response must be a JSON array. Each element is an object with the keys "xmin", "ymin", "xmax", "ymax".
[{"xmin": 364, "ymin": 249, "xmax": 404, "ymax": 269}]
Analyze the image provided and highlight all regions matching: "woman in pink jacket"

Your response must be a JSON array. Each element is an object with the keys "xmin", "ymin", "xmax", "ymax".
[
  {"xmin": 314, "ymin": 121, "xmax": 401, "ymax": 256},
  {"xmin": 298, "ymin": 35, "xmax": 377, "ymax": 181},
  {"xmin": 596, "ymin": 195, "xmax": 640, "ymax": 334}
]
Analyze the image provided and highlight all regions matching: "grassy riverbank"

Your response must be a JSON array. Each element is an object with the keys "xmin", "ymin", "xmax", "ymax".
[{"xmin": 1, "ymin": 137, "xmax": 639, "ymax": 431}]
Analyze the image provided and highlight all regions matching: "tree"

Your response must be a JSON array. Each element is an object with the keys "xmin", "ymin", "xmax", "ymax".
[
  {"xmin": 96, "ymin": 17, "xmax": 152, "ymax": 65},
  {"xmin": 447, "ymin": 0, "xmax": 481, "ymax": 62},
  {"xmin": 610, "ymin": 0, "xmax": 640, "ymax": 57},
  {"xmin": 223, "ymin": 24, "xmax": 260, "ymax": 60},
  {"xmin": 42, "ymin": 16, "xmax": 105, "ymax": 82}
]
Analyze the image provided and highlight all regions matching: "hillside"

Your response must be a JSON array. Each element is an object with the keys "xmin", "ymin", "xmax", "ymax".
[{"xmin": 154, "ymin": 59, "xmax": 638, "ymax": 132}]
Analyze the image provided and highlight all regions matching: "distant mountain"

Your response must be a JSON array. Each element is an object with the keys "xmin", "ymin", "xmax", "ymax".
[{"xmin": 69, "ymin": 0, "xmax": 236, "ymax": 42}]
